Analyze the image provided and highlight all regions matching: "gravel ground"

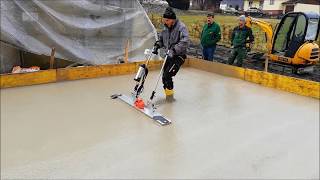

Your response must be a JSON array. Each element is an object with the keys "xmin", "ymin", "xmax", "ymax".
[{"xmin": 188, "ymin": 42, "xmax": 320, "ymax": 82}]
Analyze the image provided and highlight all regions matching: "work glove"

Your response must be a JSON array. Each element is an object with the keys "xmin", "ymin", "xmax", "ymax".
[
  {"xmin": 152, "ymin": 41, "xmax": 161, "ymax": 55},
  {"xmin": 168, "ymin": 49, "xmax": 174, "ymax": 58},
  {"xmin": 152, "ymin": 46, "xmax": 159, "ymax": 55}
]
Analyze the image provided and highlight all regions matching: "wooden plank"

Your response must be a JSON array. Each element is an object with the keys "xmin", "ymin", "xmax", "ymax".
[
  {"xmin": 0, "ymin": 61, "xmax": 164, "ymax": 89},
  {"xmin": 0, "ymin": 70, "xmax": 56, "ymax": 88},
  {"xmin": 2, "ymin": 56, "xmax": 319, "ymax": 99},
  {"xmin": 188, "ymin": 58, "xmax": 245, "ymax": 79},
  {"xmin": 187, "ymin": 58, "xmax": 320, "ymax": 99},
  {"xmin": 56, "ymin": 63, "xmax": 136, "ymax": 81},
  {"xmin": 244, "ymin": 69, "xmax": 278, "ymax": 88},
  {"xmin": 135, "ymin": 59, "xmax": 163, "ymax": 72},
  {"xmin": 245, "ymin": 69, "xmax": 320, "ymax": 99}
]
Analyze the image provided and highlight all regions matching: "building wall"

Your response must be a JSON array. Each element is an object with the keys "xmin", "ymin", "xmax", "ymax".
[
  {"xmin": 190, "ymin": 0, "xmax": 221, "ymax": 11},
  {"xmin": 261, "ymin": 0, "xmax": 286, "ymax": 15},
  {"xmin": 264, "ymin": 10, "xmax": 283, "ymax": 15},
  {"xmin": 294, "ymin": 3, "xmax": 320, "ymax": 13},
  {"xmin": 244, "ymin": 0, "xmax": 320, "ymax": 15},
  {"xmin": 262, "ymin": 0, "xmax": 285, "ymax": 11},
  {"xmin": 243, "ymin": 0, "xmax": 261, "ymax": 10},
  {"xmin": 221, "ymin": 0, "xmax": 244, "ymax": 10}
]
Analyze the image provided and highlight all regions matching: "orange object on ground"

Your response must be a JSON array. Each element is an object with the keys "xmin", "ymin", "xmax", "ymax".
[{"xmin": 134, "ymin": 98, "xmax": 145, "ymax": 109}]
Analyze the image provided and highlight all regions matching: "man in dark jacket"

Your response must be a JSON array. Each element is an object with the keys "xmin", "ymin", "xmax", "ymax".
[
  {"xmin": 153, "ymin": 7, "xmax": 189, "ymax": 100},
  {"xmin": 228, "ymin": 15, "xmax": 254, "ymax": 67},
  {"xmin": 200, "ymin": 13, "xmax": 221, "ymax": 61}
]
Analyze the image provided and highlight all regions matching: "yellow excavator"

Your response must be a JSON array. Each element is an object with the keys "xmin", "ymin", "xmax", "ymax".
[{"xmin": 246, "ymin": 12, "xmax": 320, "ymax": 74}]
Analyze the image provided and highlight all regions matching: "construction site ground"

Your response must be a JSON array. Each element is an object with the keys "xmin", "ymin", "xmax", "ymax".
[{"xmin": 1, "ymin": 66, "xmax": 319, "ymax": 179}]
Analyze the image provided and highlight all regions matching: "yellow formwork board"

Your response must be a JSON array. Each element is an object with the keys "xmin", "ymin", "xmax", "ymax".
[
  {"xmin": 57, "ymin": 63, "xmax": 136, "ymax": 81},
  {"xmin": 0, "ymin": 61, "xmax": 163, "ymax": 89},
  {"xmin": 135, "ymin": 60, "xmax": 163, "ymax": 72},
  {"xmin": 244, "ymin": 68, "xmax": 278, "ymax": 88},
  {"xmin": 1, "ymin": 58, "xmax": 319, "ymax": 99},
  {"xmin": 188, "ymin": 59, "xmax": 319, "ymax": 99},
  {"xmin": 245, "ymin": 69, "xmax": 320, "ymax": 99},
  {"xmin": 188, "ymin": 58, "xmax": 245, "ymax": 79},
  {"xmin": 0, "ymin": 70, "xmax": 56, "ymax": 88}
]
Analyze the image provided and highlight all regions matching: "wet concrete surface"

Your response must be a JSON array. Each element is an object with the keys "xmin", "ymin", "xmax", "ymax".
[{"xmin": 1, "ymin": 68, "xmax": 319, "ymax": 179}]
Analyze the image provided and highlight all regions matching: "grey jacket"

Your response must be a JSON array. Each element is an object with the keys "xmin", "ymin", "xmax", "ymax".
[{"xmin": 157, "ymin": 20, "xmax": 190, "ymax": 56}]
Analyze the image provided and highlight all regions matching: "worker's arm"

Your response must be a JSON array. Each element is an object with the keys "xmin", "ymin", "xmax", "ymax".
[
  {"xmin": 212, "ymin": 25, "xmax": 221, "ymax": 44},
  {"xmin": 200, "ymin": 24, "xmax": 206, "ymax": 40},
  {"xmin": 246, "ymin": 28, "xmax": 254, "ymax": 43},
  {"xmin": 230, "ymin": 28, "xmax": 236, "ymax": 46},
  {"xmin": 155, "ymin": 32, "xmax": 164, "ymax": 48},
  {"xmin": 172, "ymin": 25, "xmax": 189, "ymax": 55},
  {"xmin": 153, "ymin": 32, "xmax": 164, "ymax": 54}
]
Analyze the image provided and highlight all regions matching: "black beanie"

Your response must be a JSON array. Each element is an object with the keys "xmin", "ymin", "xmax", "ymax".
[{"xmin": 163, "ymin": 7, "xmax": 176, "ymax": 19}]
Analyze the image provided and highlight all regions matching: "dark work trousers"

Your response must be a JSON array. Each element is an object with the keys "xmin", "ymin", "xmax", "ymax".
[
  {"xmin": 227, "ymin": 47, "xmax": 247, "ymax": 67},
  {"xmin": 162, "ymin": 55, "xmax": 186, "ymax": 90},
  {"xmin": 202, "ymin": 45, "xmax": 216, "ymax": 61}
]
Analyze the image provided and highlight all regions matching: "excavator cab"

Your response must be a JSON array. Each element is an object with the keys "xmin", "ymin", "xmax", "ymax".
[{"xmin": 271, "ymin": 12, "xmax": 319, "ymax": 65}]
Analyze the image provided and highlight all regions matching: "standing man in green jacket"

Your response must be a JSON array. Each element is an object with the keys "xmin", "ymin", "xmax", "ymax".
[
  {"xmin": 228, "ymin": 15, "xmax": 254, "ymax": 67},
  {"xmin": 200, "ymin": 13, "xmax": 221, "ymax": 61}
]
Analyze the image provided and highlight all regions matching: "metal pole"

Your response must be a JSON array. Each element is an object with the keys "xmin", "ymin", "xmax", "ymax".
[{"xmin": 148, "ymin": 51, "xmax": 169, "ymax": 103}]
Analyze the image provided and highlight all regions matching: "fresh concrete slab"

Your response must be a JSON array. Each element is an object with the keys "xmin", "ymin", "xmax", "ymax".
[{"xmin": 1, "ymin": 68, "xmax": 319, "ymax": 179}]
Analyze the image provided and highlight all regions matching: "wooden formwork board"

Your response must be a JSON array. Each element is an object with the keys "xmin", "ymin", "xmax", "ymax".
[
  {"xmin": 1, "ymin": 58, "xmax": 319, "ymax": 99},
  {"xmin": 244, "ymin": 69, "xmax": 320, "ymax": 99},
  {"xmin": 0, "ymin": 70, "xmax": 57, "ymax": 88},
  {"xmin": 188, "ymin": 58, "xmax": 245, "ymax": 79},
  {"xmin": 188, "ymin": 58, "xmax": 320, "ymax": 99},
  {"xmin": 0, "ymin": 60, "xmax": 162, "ymax": 89}
]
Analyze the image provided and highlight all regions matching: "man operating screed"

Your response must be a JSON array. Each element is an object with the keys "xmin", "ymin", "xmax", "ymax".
[
  {"xmin": 228, "ymin": 15, "xmax": 254, "ymax": 67},
  {"xmin": 153, "ymin": 7, "xmax": 190, "ymax": 100}
]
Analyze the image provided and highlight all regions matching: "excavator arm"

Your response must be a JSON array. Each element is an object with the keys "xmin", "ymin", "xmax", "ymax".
[{"xmin": 246, "ymin": 16, "xmax": 274, "ymax": 53}]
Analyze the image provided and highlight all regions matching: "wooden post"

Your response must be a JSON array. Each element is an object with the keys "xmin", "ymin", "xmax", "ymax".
[
  {"xmin": 264, "ymin": 55, "xmax": 269, "ymax": 72},
  {"xmin": 50, "ymin": 47, "xmax": 55, "ymax": 69},
  {"xmin": 124, "ymin": 40, "xmax": 129, "ymax": 63}
]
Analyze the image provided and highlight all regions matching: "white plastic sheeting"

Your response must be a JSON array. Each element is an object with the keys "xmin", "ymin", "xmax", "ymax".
[{"xmin": 0, "ymin": 0, "xmax": 157, "ymax": 65}]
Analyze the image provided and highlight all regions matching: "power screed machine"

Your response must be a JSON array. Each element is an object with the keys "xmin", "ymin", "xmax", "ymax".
[{"xmin": 111, "ymin": 48, "xmax": 171, "ymax": 126}]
